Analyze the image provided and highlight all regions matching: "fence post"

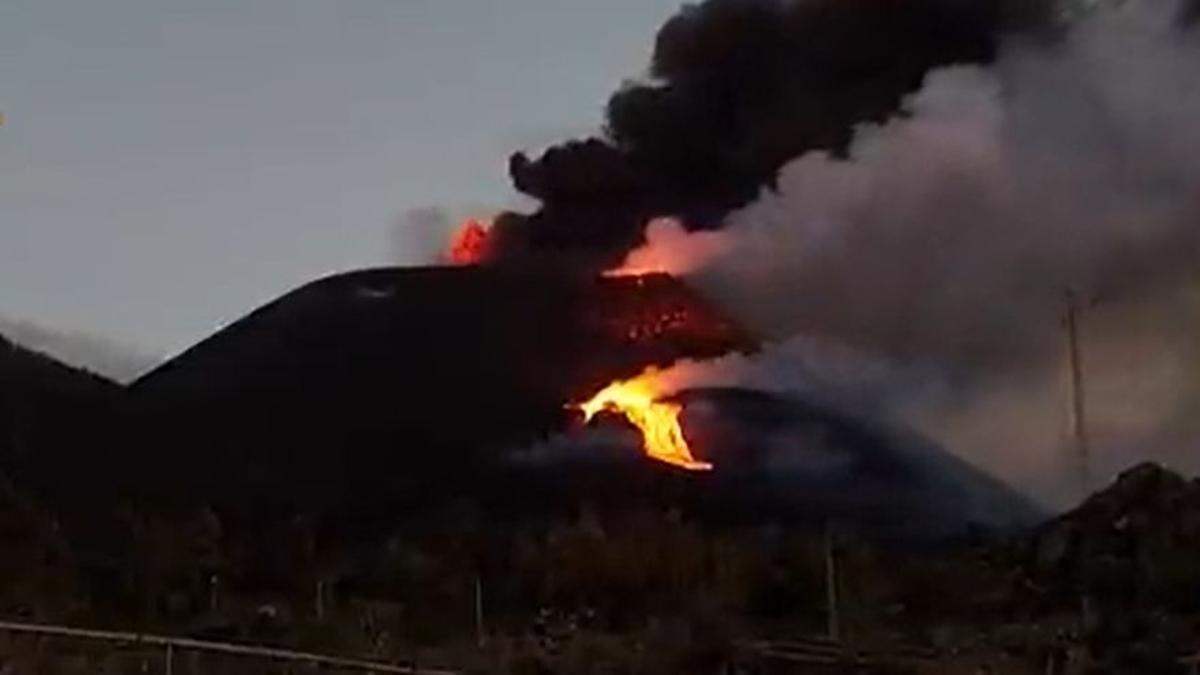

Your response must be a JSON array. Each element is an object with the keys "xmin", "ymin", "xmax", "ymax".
[{"xmin": 165, "ymin": 643, "xmax": 173, "ymax": 675}]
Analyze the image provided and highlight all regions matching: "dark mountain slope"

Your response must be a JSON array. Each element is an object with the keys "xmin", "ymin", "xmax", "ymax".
[
  {"xmin": 0, "ymin": 332, "xmax": 119, "ymax": 396},
  {"xmin": 497, "ymin": 387, "xmax": 1042, "ymax": 541},
  {"xmin": 0, "ymin": 266, "xmax": 1036, "ymax": 546},
  {"xmin": 124, "ymin": 266, "xmax": 750, "ymax": 510},
  {"xmin": 0, "ymin": 334, "xmax": 124, "ymax": 495}
]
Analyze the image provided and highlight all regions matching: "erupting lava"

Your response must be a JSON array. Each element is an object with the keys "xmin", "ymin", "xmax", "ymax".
[
  {"xmin": 446, "ymin": 218, "xmax": 492, "ymax": 265},
  {"xmin": 576, "ymin": 370, "xmax": 713, "ymax": 472}
]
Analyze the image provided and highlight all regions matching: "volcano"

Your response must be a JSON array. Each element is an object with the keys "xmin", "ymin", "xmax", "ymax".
[
  {"xmin": 1, "ymin": 264, "xmax": 1041, "ymax": 544},
  {"xmin": 118, "ymin": 266, "xmax": 750, "ymax": 510},
  {"xmin": 1, "ymin": 263, "xmax": 1042, "ymax": 542}
]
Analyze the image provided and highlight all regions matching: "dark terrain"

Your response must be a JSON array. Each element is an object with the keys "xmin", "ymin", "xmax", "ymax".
[
  {"xmin": 0, "ymin": 267, "xmax": 1197, "ymax": 673},
  {"xmin": 5, "ymin": 266, "xmax": 747, "ymax": 511}
]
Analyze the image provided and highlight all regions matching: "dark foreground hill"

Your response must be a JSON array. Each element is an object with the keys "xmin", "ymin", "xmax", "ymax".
[
  {"xmin": 3, "ymin": 267, "xmax": 1197, "ymax": 673},
  {"xmin": 0, "ymin": 334, "xmax": 123, "ymax": 494},
  {"xmin": 1022, "ymin": 462, "xmax": 1200, "ymax": 615}
]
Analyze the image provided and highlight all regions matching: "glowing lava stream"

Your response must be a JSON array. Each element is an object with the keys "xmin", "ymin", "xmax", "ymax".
[{"xmin": 576, "ymin": 371, "xmax": 713, "ymax": 472}]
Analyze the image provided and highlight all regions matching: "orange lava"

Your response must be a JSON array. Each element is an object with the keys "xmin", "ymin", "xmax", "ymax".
[
  {"xmin": 447, "ymin": 218, "xmax": 492, "ymax": 265},
  {"xmin": 576, "ymin": 370, "xmax": 712, "ymax": 472}
]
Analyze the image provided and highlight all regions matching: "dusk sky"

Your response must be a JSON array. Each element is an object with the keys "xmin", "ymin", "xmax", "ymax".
[{"xmin": 0, "ymin": 0, "xmax": 682, "ymax": 358}]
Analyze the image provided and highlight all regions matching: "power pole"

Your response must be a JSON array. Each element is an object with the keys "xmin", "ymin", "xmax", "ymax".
[
  {"xmin": 473, "ymin": 574, "xmax": 486, "ymax": 648},
  {"xmin": 209, "ymin": 574, "xmax": 219, "ymax": 613},
  {"xmin": 824, "ymin": 522, "xmax": 840, "ymax": 643},
  {"xmin": 1064, "ymin": 291, "xmax": 1091, "ymax": 499}
]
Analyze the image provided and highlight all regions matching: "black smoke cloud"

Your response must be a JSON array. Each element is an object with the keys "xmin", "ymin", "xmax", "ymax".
[{"xmin": 489, "ymin": 0, "xmax": 1051, "ymax": 266}]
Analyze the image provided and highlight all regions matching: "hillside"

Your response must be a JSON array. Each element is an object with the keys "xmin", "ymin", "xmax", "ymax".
[
  {"xmin": 0, "ymin": 334, "xmax": 124, "ymax": 497},
  {"xmin": 121, "ymin": 266, "xmax": 751, "ymax": 510},
  {"xmin": 1, "ymin": 268, "xmax": 1196, "ymax": 673},
  {"xmin": 0, "ymin": 266, "xmax": 1042, "ymax": 538},
  {"xmin": 0, "ymin": 318, "xmax": 153, "ymax": 384}
]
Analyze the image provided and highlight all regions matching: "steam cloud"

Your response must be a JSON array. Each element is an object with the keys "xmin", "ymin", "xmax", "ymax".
[{"xmin": 624, "ymin": 0, "xmax": 1200, "ymax": 507}]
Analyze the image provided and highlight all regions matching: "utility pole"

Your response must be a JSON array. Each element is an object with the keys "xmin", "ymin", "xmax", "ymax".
[
  {"xmin": 209, "ymin": 574, "xmax": 219, "ymax": 613},
  {"xmin": 473, "ymin": 574, "xmax": 486, "ymax": 648},
  {"xmin": 824, "ymin": 522, "xmax": 840, "ymax": 643},
  {"xmin": 1064, "ymin": 290, "xmax": 1091, "ymax": 499}
]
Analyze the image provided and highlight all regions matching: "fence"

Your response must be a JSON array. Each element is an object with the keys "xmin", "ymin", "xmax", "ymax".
[
  {"xmin": 0, "ymin": 620, "xmax": 459, "ymax": 674},
  {"xmin": 734, "ymin": 636, "xmax": 938, "ymax": 670}
]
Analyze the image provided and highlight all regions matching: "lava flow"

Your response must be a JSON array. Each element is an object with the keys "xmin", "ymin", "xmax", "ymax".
[{"xmin": 576, "ymin": 370, "xmax": 713, "ymax": 472}]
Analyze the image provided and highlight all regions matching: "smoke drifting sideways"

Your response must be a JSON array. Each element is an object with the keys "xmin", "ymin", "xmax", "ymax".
[
  {"xmin": 618, "ymin": 0, "xmax": 1200, "ymax": 509},
  {"xmin": 485, "ymin": 0, "xmax": 1049, "ymax": 267}
]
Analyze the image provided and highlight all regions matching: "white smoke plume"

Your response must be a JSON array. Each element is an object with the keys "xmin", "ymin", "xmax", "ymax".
[
  {"xmin": 391, "ymin": 207, "xmax": 455, "ymax": 266},
  {"xmin": 612, "ymin": 217, "xmax": 732, "ymax": 277},
  {"xmin": 392, "ymin": 205, "xmax": 507, "ymax": 266},
  {"xmin": 628, "ymin": 0, "xmax": 1200, "ymax": 508}
]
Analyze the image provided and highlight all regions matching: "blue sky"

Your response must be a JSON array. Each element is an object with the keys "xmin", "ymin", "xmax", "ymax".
[{"xmin": 0, "ymin": 0, "xmax": 683, "ymax": 357}]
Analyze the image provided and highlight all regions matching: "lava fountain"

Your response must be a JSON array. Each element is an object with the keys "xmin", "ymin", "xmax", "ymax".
[
  {"xmin": 576, "ymin": 369, "xmax": 713, "ymax": 472},
  {"xmin": 446, "ymin": 218, "xmax": 492, "ymax": 265}
]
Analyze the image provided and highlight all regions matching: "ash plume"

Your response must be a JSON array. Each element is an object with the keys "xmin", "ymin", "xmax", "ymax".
[
  {"xmin": 488, "ymin": 0, "xmax": 1049, "ymax": 266},
  {"xmin": 617, "ymin": 0, "xmax": 1200, "ymax": 507}
]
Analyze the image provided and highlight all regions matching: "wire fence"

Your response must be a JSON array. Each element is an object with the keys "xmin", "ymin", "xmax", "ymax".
[{"xmin": 0, "ymin": 620, "xmax": 459, "ymax": 674}]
